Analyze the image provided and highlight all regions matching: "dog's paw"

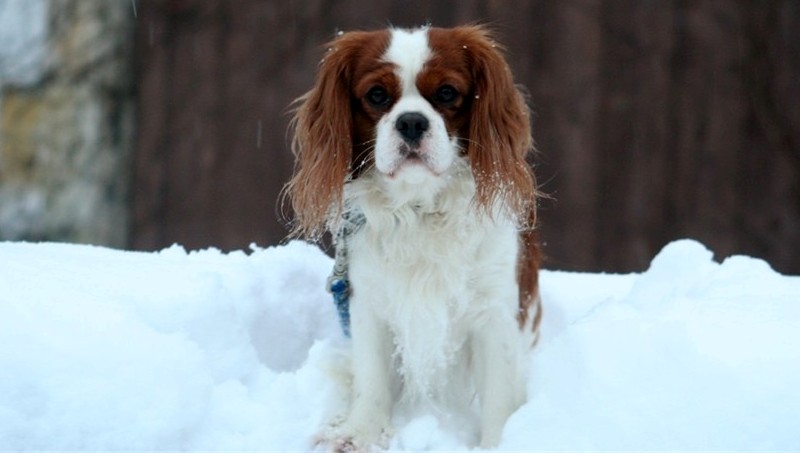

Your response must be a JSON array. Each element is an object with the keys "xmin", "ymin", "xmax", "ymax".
[
  {"xmin": 329, "ymin": 436, "xmax": 371, "ymax": 453},
  {"xmin": 313, "ymin": 434, "xmax": 375, "ymax": 453},
  {"xmin": 313, "ymin": 421, "xmax": 392, "ymax": 452}
]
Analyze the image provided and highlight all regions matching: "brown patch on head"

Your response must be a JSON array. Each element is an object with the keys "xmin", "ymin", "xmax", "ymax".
[
  {"xmin": 285, "ymin": 29, "xmax": 391, "ymax": 239},
  {"xmin": 427, "ymin": 25, "xmax": 536, "ymax": 226},
  {"xmin": 351, "ymin": 62, "xmax": 400, "ymax": 176},
  {"xmin": 413, "ymin": 34, "xmax": 473, "ymax": 141}
]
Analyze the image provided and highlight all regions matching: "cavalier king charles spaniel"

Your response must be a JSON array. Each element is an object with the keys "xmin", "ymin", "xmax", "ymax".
[{"xmin": 286, "ymin": 25, "xmax": 542, "ymax": 451}]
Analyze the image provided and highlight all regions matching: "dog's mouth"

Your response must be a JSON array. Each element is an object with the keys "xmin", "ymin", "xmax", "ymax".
[
  {"xmin": 399, "ymin": 143, "xmax": 424, "ymax": 161},
  {"xmin": 403, "ymin": 150, "xmax": 422, "ymax": 161},
  {"xmin": 400, "ymin": 151, "xmax": 427, "ymax": 169},
  {"xmin": 386, "ymin": 146, "xmax": 439, "ymax": 179}
]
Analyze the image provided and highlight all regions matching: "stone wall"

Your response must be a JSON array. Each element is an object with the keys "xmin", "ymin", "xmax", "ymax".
[{"xmin": 0, "ymin": 0, "xmax": 134, "ymax": 246}]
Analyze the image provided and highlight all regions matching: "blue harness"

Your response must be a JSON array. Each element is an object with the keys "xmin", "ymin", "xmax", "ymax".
[
  {"xmin": 326, "ymin": 210, "xmax": 365, "ymax": 338},
  {"xmin": 328, "ymin": 277, "xmax": 351, "ymax": 337}
]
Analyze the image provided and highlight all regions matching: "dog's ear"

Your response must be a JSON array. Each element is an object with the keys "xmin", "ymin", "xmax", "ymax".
[
  {"xmin": 285, "ymin": 33, "xmax": 362, "ymax": 239},
  {"xmin": 462, "ymin": 26, "xmax": 536, "ymax": 224}
]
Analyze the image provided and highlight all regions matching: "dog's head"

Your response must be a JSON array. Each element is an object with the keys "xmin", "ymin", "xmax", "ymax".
[{"xmin": 287, "ymin": 25, "xmax": 535, "ymax": 238}]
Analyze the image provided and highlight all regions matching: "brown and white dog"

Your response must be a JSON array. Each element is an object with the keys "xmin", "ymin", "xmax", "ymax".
[{"xmin": 286, "ymin": 25, "xmax": 542, "ymax": 450}]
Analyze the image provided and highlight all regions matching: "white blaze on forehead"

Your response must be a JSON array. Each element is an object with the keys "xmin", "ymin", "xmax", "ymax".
[
  {"xmin": 374, "ymin": 26, "xmax": 456, "ymax": 188},
  {"xmin": 383, "ymin": 27, "xmax": 431, "ymax": 95}
]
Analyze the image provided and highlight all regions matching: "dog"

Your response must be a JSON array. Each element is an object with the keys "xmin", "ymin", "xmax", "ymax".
[{"xmin": 285, "ymin": 25, "xmax": 542, "ymax": 450}]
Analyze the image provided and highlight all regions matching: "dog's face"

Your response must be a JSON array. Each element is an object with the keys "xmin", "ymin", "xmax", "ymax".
[
  {"xmin": 362, "ymin": 29, "xmax": 466, "ymax": 184},
  {"xmin": 287, "ymin": 25, "xmax": 535, "ymax": 238}
]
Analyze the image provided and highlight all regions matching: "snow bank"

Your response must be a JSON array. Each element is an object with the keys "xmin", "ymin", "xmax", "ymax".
[
  {"xmin": 0, "ymin": 239, "xmax": 798, "ymax": 450},
  {"xmin": 511, "ymin": 240, "xmax": 800, "ymax": 451}
]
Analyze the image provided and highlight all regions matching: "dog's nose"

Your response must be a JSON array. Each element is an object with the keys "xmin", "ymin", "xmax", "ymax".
[{"xmin": 395, "ymin": 112, "xmax": 429, "ymax": 144}]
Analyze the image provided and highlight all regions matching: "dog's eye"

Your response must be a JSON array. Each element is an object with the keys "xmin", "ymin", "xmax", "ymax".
[
  {"xmin": 433, "ymin": 85, "xmax": 459, "ymax": 105},
  {"xmin": 366, "ymin": 86, "xmax": 391, "ymax": 107}
]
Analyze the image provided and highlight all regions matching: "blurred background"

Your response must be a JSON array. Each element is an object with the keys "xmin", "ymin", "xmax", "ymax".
[{"xmin": 0, "ymin": 0, "xmax": 798, "ymax": 274}]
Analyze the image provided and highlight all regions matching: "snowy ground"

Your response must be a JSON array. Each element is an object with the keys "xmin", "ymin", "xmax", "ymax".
[{"xmin": 1, "ymin": 238, "xmax": 798, "ymax": 450}]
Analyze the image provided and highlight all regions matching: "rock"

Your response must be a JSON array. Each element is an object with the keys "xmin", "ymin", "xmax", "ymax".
[{"xmin": 0, "ymin": 0, "xmax": 134, "ymax": 247}]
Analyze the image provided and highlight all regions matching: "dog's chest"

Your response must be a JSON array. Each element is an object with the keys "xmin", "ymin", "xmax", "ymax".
[
  {"xmin": 347, "ymin": 208, "xmax": 504, "ymax": 396},
  {"xmin": 351, "ymin": 209, "xmax": 480, "ymax": 315}
]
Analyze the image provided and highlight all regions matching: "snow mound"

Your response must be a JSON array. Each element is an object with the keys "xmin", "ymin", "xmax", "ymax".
[{"xmin": 0, "ymin": 239, "xmax": 798, "ymax": 450}]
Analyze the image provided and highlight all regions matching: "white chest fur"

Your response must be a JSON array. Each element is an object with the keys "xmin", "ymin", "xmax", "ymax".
[{"xmin": 344, "ymin": 168, "xmax": 521, "ymax": 402}]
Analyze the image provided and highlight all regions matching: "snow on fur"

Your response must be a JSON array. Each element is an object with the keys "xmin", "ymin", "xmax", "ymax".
[{"xmin": 0, "ymin": 239, "xmax": 798, "ymax": 450}]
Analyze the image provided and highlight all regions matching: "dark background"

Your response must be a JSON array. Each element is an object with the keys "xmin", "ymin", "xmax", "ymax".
[{"xmin": 131, "ymin": 0, "xmax": 800, "ymax": 273}]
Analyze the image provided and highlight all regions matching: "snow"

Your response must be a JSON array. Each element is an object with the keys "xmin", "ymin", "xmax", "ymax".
[{"xmin": 0, "ymin": 238, "xmax": 798, "ymax": 450}]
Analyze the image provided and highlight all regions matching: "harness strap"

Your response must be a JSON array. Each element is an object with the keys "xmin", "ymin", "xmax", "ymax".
[{"xmin": 326, "ymin": 209, "xmax": 365, "ymax": 338}]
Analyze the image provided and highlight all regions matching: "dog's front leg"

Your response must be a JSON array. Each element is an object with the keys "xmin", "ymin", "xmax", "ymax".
[
  {"xmin": 472, "ymin": 313, "xmax": 526, "ymax": 448},
  {"xmin": 334, "ymin": 297, "xmax": 394, "ymax": 451}
]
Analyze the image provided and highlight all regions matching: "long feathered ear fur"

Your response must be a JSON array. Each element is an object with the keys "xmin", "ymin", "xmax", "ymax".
[
  {"xmin": 462, "ymin": 26, "xmax": 537, "ymax": 227},
  {"xmin": 284, "ymin": 32, "xmax": 371, "ymax": 240}
]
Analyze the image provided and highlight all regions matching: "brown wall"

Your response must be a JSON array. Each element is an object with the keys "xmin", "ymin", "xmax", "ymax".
[{"xmin": 132, "ymin": 0, "xmax": 800, "ymax": 274}]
